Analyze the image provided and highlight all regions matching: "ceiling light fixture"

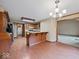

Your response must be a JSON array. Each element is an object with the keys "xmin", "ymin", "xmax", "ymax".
[
  {"xmin": 59, "ymin": 13, "xmax": 62, "ymax": 17},
  {"xmin": 62, "ymin": 9, "xmax": 67, "ymax": 14},
  {"xmin": 21, "ymin": 17, "xmax": 35, "ymax": 23},
  {"xmin": 22, "ymin": 19, "xmax": 34, "ymax": 22},
  {"xmin": 49, "ymin": 0, "xmax": 67, "ymax": 18},
  {"xmin": 55, "ymin": 8, "xmax": 59, "ymax": 13},
  {"xmin": 49, "ymin": 12, "xmax": 53, "ymax": 16}
]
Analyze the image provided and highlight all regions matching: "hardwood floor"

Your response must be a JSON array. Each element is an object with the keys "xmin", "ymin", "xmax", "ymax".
[{"xmin": 8, "ymin": 37, "xmax": 79, "ymax": 59}]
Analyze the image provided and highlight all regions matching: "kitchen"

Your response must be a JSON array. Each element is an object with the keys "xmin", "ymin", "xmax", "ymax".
[{"xmin": 12, "ymin": 17, "xmax": 48, "ymax": 46}]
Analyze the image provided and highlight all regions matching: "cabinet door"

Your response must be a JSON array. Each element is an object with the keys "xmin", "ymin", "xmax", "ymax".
[
  {"xmin": 0, "ymin": 12, "xmax": 3, "ymax": 31},
  {"xmin": 41, "ymin": 34, "xmax": 46, "ymax": 42},
  {"xmin": 37, "ymin": 34, "xmax": 42, "ymax": 42},
  {"xmin": 0, "ymin": 12, "xmax": 7, "ymax": 32}
]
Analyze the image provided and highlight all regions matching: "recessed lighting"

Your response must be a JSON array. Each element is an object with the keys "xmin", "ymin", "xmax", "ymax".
[
  {"xmin": 62, "ymin": 9, "xmax": 67, "ymax": 14},
  {"xmin": 22, "ymin": 19, "xmax": 34, "ymax": 22},
  {"xmin": 49, "ymin": 12, "xmax": 53, "ymax": 16}
]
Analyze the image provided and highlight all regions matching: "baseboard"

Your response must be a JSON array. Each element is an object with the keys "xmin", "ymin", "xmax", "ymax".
[{"xmin": 59, "ymin": 34, "xmax": 79, "ymax": 37}]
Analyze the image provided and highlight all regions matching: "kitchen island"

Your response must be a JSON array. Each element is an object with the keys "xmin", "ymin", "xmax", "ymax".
[{"xmin": 26, "ymin": 32, "xmax": 48, "ymax": 46}]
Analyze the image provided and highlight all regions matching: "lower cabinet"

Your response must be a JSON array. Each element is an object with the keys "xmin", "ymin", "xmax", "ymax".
[{"xmin": 26, "ymin": 32, "xmax": 48, "ymax": 46}]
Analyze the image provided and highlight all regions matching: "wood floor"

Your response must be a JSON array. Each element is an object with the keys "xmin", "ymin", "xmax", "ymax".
[{"xmin": 7, "ymin": 37, "xmax": 79, "ymax": 59}]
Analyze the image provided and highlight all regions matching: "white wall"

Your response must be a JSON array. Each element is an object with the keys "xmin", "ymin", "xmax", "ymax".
[
  {"xmin": 0, "ymin": 5, "xmax": 5, "ymax": 12},
  {"xmin": 58, "ymin": 20, "xmax": 79, "ymax": 36},
  {"xmin": 40, "ymin": 18, "xmax": 57, "ymax": 42},
  {"xmin": 13, "ymin": 24, "xmax": 18, "ymax": 38}
]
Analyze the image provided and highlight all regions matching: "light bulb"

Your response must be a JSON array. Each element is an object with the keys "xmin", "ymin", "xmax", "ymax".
[
  {"xmin": 59, "ymin": 13, "xmax": 62, "ymax": 17},
  {"xmin": 49, "ymin": 12, "xmax": 53, "ymax": 16},
  {"xmin": 62, "ymin": 9, "xmax": 67, "ymax": 14},
  {"xmin": 55, "ymin": 8, "xmax": 59, "ymax": 13}
]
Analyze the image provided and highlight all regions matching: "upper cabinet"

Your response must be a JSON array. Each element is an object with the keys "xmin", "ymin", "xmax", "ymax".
[{"xmin": 25, "ymin": 23, "xmax": 40, "ymax": 30}]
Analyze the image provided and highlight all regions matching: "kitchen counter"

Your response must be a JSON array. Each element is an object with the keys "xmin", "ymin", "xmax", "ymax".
[
  {"xmin": 26, "ymin": 32, "xmax": 48, "ymax": 34},
  {"xmin": 26, "ymin": 32, "xmax": 48, "ymax": 46}
]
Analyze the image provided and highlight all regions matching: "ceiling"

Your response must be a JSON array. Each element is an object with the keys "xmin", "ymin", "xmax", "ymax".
[{"xmin": 0, "ymin": 0, "xmax": 79, "ymax": 21}]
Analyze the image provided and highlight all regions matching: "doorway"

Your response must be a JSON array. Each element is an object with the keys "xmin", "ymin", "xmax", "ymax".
[{"xmin": 17, "ymin": 24, "xmax": 23, "ymax": 37}]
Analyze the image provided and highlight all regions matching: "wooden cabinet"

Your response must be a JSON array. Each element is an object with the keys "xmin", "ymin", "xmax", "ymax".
[
  {"xmin": 0, "ymin": 11, "xmax": 11, "ymax": 57},
  {"xmin": 0, "ymin": 12, "xmax": 7, "ymax": 32},
  {"xmin": 25, "ymin": 23, "xmax": 40, "ymax": 29},
  {"xmin": 26, "ymin": 32, "xmax": 48, "ymax": 46}
]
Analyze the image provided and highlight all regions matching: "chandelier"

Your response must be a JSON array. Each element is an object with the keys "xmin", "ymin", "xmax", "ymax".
[{"xmin": 49, "ymin": 0, "xmax": 67, "ymax": 18}]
